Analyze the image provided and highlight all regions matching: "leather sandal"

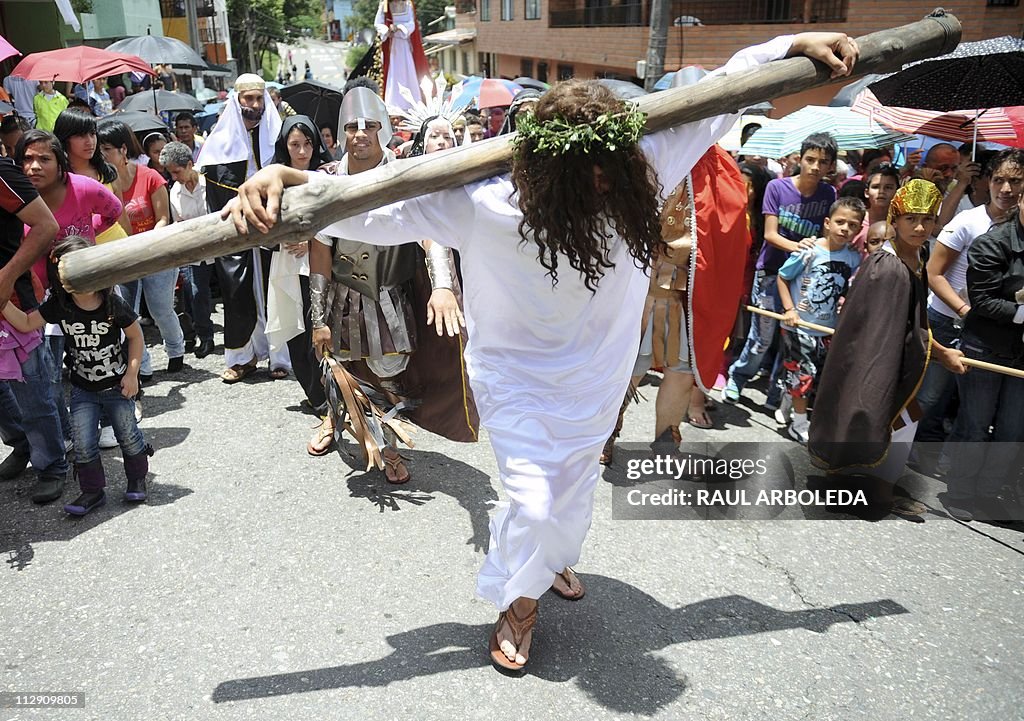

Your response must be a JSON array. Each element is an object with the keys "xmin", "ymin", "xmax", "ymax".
[
  {"xmin": 382, "ymin": 450, "xmax": 411, "ymax": 484},
  {"xmin": 306, "ymin": 419, "xmax": 335, "ymax": 456},
  {"xmin": 221, "ymin": 361, "xmax": 257, "ymax": 384},
  {"xmin": 489, "ymin": 602, "xmax": 538, "ymax": 672},
  {"xmin": 551, "ymin": 567, "xmax": 585, "ymax": 601}
]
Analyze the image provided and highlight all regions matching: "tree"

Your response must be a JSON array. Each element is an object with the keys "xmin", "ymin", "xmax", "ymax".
[{"xmin": 228, "ymin": 0, "xmax": 324, "ymax": 75}]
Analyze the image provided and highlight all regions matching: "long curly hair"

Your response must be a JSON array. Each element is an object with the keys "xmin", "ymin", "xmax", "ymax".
[{"xmin": 511, "ymin": 80, "xmax": 662, "ymax": 291}]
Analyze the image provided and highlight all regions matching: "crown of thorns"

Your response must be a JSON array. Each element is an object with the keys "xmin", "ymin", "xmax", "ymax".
[{"xmin": 513, "ymin": 104, "xmax": 647, "ymax": 155}]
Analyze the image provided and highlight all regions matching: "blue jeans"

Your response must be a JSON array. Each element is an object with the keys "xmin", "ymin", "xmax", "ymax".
[
  {"xmin": 120, "ymin": 268, "xmax": 185, "ymax": 374},
  {"xmin": 0, "ymin": 343, "xmax": 69, "ymax": 478},
  {"xmin": 181, "ymin": 263, "xmax": 214, "ymax": 342},
  {"xmin": 728, "ymin": 271, "xmax": 783, "ymax": 405},
  {"xmin": 914, "ymin": 308, "xmax": 961, "ymax": 443},
  {"xmin": 70, "ymin": 385, "xmax": 147, "ymax": 465},
  {"xmin": 45, "ymin": 334, "xmax": 72, "ymax": 442},
  {"xmin": 945, "ymin": 332, "xmax": 1024, "ymax": 502}
]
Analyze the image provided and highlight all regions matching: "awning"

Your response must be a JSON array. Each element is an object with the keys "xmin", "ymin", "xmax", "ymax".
[{"xmin": 422, "ymin": 27, "xmax": 476, "ymax": 47}]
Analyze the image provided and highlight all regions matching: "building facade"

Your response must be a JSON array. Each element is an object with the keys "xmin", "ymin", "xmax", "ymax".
[{"xmin": 471, "ymin": 0, "xmax": 1024, "ymax": 114}]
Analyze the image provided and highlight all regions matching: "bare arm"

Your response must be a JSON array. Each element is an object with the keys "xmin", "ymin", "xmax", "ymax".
[
  {"xmin": 776, "ymin": 273, "xmax": 799, "ymax": 327},
  {"xmin": 926, "ymin": 242, "xmax": 968, "ymax": 316},
  {"xmin": 764, "ymin": 215, "xmax": 814, "ymax": 254},
  {"xmin": 150, "ymin": 184, "xmax": 170, "ymax": 231},
  {"xmin": 0, "ymin": 197, "xmax": 58, "ymax": 311},
  {"xmin": 1, "ymin": 303, "xmax": 45, "ymax": 332},
  {"xmin": 120, "ymin": 320, "xmax": 143, "ymax": 398}
]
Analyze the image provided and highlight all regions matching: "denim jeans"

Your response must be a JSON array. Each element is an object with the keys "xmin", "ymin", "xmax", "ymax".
[
  {"xmin": 728, "ymin": 270, "xmax": 784, "ymax": 405},
  {"xmin": 69, "ymin": 385, "xmax": 147, "ymax": 465},
  {"xmin": 120, "ymin": 268, "xmax": 185, "ymax": 374},
  {"xmin": 914, "ymin": 308, "xmax": 961, "ymax": 443},
  {"xmin": 181, "ymin": 263, "xmax": 214, "ymax": 342},
  {"xmin": 45, "ymin": 334, "xmax": 72, "ymax": 442},
  {"xmin": 945, "ymin": 332, "xmax": 1024, "ymax": 502},
  {"xmin": 0, "ymin": 343, "xmax": 69, "ymax": 478}
]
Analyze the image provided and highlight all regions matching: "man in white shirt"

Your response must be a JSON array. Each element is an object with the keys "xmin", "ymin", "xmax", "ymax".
[{"xmin": 162, "ymin": 141, "xmax": 215, "ymax": 358}]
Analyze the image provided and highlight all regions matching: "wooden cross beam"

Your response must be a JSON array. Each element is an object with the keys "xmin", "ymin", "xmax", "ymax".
[{"xmin": 59, "ymin": 13, "xmax": 961, "ymax": 293}]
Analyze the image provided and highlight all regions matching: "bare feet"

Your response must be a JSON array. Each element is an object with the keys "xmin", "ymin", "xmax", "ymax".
[
  {"xmin": 494, "ymin": 597, "xmax": 538, "ymax": 668},
  {"xmin": 551, "ymin": 567, "xmax": 585, "ymax": 600}
]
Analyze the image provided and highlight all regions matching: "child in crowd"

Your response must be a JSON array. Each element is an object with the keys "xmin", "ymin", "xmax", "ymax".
[
  {"xmin": 864, "ymin": 220, "xmax": 894, "ymax": 254},
  {"xmin": 1, "ymin": 236, "xmax": 153, "ymax": 516},
  {"xmin": 724, "ymin": 132, "xmax": 838, "ymax": 408},
  {"xmin": 776, "ymin": 197, "xmax": 865, "ymax": 442}
]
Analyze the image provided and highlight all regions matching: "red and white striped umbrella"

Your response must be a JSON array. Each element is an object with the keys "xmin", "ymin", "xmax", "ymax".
[{"xmin": 851, "ymin": 90, "xmax": 1024, "ymax": 148}]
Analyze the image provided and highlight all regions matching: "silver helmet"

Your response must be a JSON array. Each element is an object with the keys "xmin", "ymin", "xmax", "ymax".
[{"xmin": 338, "ymin": 87, "xmax": 393, "ymax": 151}]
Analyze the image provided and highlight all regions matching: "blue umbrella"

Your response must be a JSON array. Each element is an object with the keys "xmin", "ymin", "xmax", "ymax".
[{"xmin": 738, "ymin": 105, "xmax": 918, "ymax": 158}]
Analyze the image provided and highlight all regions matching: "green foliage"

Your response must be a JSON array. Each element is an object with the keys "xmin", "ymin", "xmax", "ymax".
[
  {"xmin": 228, "ymin": 0, "xmax": 323, "ymax": 74},
  {"xmin": 346, "ymin": 44, "xmax": 370, "ymax": 69},
  {"xmin": 70, "ymin": 0, "xmax": 93, "ymax": 12},
  {"xmin": 513, "ymin": 105, "xmax": 648, "ymax": 155},
  {"xmin": 347, "ymin": 0, "xmax": 379, "ymax": 33}
]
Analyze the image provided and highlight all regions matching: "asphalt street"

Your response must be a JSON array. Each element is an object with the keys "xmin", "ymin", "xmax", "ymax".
[
  {"xmin": 276, "ymin": 39, "xmax": 350, "ymax": 88},
  {"xmin": 1, "ymin": 311, "xmax": 1022, "ymax": 721}
]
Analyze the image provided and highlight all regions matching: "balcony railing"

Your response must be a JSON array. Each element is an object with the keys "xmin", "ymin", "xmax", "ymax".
[{"xmin": 549, "ymin": 0, "xmax": 847, "ymax": 28}]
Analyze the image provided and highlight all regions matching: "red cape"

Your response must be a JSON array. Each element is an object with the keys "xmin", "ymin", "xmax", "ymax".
[
  {"xmin": 381, "ymin": 3, "xmax": 433, "ymax": 103},
  {"xmin": 688, "ymin": 146, "xmax": 751, "ymax": 392}
]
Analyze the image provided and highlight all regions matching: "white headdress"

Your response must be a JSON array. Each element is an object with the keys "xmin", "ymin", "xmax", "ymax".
[
  {"xmin": 195, "ymin": 84, "xmax": 281, "ymax": 171},
  {"xmin": 390, "ymin": 74, "xmax": 466, "ymax": 134}
]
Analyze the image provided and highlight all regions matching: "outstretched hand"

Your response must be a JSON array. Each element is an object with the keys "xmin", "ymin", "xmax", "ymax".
[
  {"xmin": 222, "ymin": 165, "xmax": 307, "ymax": 236},
  {"xmin": 790, "ymin": 32, "xmax": 860, "ymax": 79}
]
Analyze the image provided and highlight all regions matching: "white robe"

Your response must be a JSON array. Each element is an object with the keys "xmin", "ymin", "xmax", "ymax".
[
  {"xmin": 377, "ymin": 2, "xmax": 422, "ymax": 112},
  {"xmin": 318, "ymin": 35, "xmax": 794, "ymax": 610}
]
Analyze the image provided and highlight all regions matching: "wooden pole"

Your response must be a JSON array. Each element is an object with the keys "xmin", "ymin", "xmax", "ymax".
[
  {"xmin": 59, "ymin": 13, "xmax": 962, "ymax": 293},
  {"xmin": 746, "ymin": 305, "xmax": 1024, "ymax": 380}
]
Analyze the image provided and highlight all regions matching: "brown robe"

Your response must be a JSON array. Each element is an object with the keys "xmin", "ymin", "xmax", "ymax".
[{"xmin": 808, "ymin": 250, "xmax": 930, "ymax": 472}]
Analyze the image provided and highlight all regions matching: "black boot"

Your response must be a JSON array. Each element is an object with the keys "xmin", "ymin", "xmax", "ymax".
[
  {"xmin": 0, "ymin": 448, "xmax": 30, "ymax": 480},
  {"xmin": 195, "ymin": 338, "xmax": 215, "ymax": 359},
  {"xmin": 123, "ymin": 445, "xmax": 153, "ymax": 502},
  {"xmin": 64, "ymin": 458, "xmax": 106, "ymax": 515},
  {"xmin": 31, "ymin": 474, "xmax": 66, "ymax": 504}
]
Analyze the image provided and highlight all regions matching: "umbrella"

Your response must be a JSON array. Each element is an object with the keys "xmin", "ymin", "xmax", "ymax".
[
  {"xmin": 102, "ymin": 110, "xmax": 169, "ymax": 134},
  {"xmin": 194, "ymin": 87, "xmax": 219, "ymax": 103},
  {"xmin": 718, "ymin": 116, "xmax": 779, "ymax": 153},
  {"xmin": 0, "ymin": 35, "xmax": 20, "ymax": 63},
  {"xmin": 11, "ymin": 46, "xmax": 153, "ymax": 83},
  {"xmin": 737, "ymin": 105, "xmax": 917, "ymax": 158},
  {"xmin": 513, "ymin": 76, "xmax": 549, "ymax": 92},
  {"xmin": 851, "ymin": 90, "xmax": 1024, "ymax": 148},
  {"xmin": 105, "ymin": 33, "xmax": 208, "ymax": 70},
  {"xmin": 117, "ymin": 89, "xmax": 204, "ymax": 114},
  {"xmin": 868, "ymin": 36, "xmax": 1024, "ymax": 112},
  {"xmin": 828, "ymin": 73, "xmax": 884, "ymax": 107},
  {"xmin": 451, "ymin": 77, "xmax": 522, "ymax": 110},
  {"xmin": 597, "ymin": 78, "xmax": 647, "ymax": 100},
  {"xmin": 653, "ymin": 66, "xmax": 706, "ymax": 91},
  {"xmin": 279, "ymin": 80, "xmax": 344, "ymax": 130}
]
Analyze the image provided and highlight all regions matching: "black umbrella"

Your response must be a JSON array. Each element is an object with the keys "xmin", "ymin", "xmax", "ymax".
[
  {"xmin": 280, "ymin": 80, "xmax": 344, "ymax": 132},
  {"xmin": 104, "ymin": 33, "xmax": 207, "ymax": 70},
  {"xmin": 513, "ymin": 76, "xmax": 549, "ymax": 92},
  {"xmin": 117, "ymin": 89, "xmax": 204, "ymax": 114},
  {"xmin": 102, "ymin": 110, "xmax": 168, "ymax": 134},
  {"xmin": 868, "ymin": 36, "xmax": 1024, "ymax": 112},
  {"xmin": 828, "ymin": 73, "xmax": 884, "ymax": 107}
]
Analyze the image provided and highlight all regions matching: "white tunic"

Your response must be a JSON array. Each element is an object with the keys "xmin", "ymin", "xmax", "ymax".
[
  {"xmin": 377, "ymin": 2, "xmax": 423, "ymax": 112},
  {"xmin": 319, "ymin": 35, "xmax": 793, "ymax": 610}
]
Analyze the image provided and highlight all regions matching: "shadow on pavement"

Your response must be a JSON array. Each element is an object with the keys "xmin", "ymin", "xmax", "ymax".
[
  {"xmin": 211, "ymin": 574, "xmax": 908, "ymax": 714},
  {"xmin": 0, "ymin": 427, "xmax": 195, "ymax": 572},
  {"xmin": 343, "ymin": 450, "xmax": 498, "ymax": 552}
]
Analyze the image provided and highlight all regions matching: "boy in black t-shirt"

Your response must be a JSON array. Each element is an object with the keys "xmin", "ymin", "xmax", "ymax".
[{"xmin": 2, "ymin": 236, "xmax": 153, "ymax": 515}]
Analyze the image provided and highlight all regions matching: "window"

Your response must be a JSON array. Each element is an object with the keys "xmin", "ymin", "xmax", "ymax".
[
  {"xmin": 557, "ymin": 64, "xmax": 573, "ymax": 80},
  {"xmin": 480, "ymin": 0, "xmax": 490, "ymax": 21},
  {"xmin": 520, "ymin": 58, "xmax": 533, "ymax": 77},
  {"xmin": 537, "ymin": 61, "xmax": 548, "ymax": 83},
  {"xmin": 987, "ymin": 0, "xmax": 1018, "ymax": 5},
  {"xmin": 525, "ymin": 0, "xmax": 540, "ymax": 19},
  {"xmin": 501, "ymin": 0, "xmax": 513, "ymax": 20},
  {"xmin": 462, "ymin": 51, "xmax": 470, "ymax": 75}
]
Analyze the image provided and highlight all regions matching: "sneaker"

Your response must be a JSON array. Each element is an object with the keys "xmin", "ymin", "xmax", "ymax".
[
  {"xmin": 722, "ymin": 378, "xmax": 740, "ymax": 404},
  {"xmin": 31, "ymin": 475, "xmax": 65, "ymax": 504},
  {"xmin": 98, "ymin": 426, "xmax": 118, "ymax": 450},
  {"xmin": 64, "ymin": 490, "xmax": 106, "ymax": 516},
  {"xmin": 774, "ymin": 395, "xmax": 792, "ymax": 425},
  {"xmin": 124, "ymin": 477, "xmax": 147, "ymax": 503},
  {"xmin": 167, "ymin": 356, "xmax": 185, "ymax": 373},
  {"xmin": 788, "ymin": 421, "xmax": 809, "ymax": 444}
]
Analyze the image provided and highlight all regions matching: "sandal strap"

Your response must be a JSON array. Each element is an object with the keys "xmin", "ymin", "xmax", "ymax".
[{"xmin": 501, "ymin": 603, "xmax": 538, "ymax": 645}]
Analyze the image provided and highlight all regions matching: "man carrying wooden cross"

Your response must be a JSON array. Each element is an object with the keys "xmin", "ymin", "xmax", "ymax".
[{"xmin": 227, "ymin": 32, "xmax": 859, "ymax": 673}]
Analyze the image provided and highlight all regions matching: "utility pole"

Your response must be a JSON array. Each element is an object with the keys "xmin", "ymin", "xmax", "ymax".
[
  {"xmin": 184, "ymin": 0, "xmax": 202, "ymax": 54},
  {"xmin": 643, "ymin": 0, "xmax": 670, "ymax": 92},
  {"xmin": 243, "ymin": 3, "xmax": 257, "ymax": 73}
]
